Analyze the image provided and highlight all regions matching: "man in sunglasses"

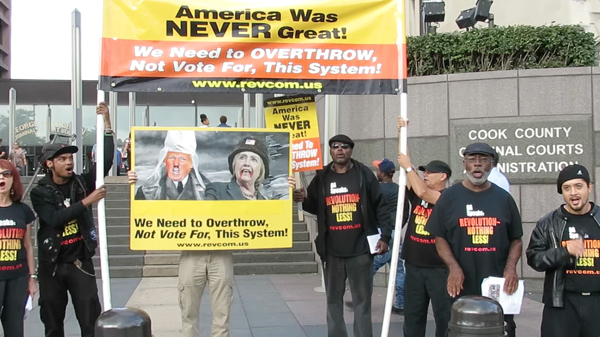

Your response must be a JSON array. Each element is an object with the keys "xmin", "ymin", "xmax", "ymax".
[
  {"xmin": 293, "ymin": 134, "xmax": 393, "ymax": 337},
  {"xmin": 427, "ymin": 142, "xmax": 523, "ymax": 337},
  {"xmin": 30, "ymin": 103, "xmax": 114, "ymax": 337}
]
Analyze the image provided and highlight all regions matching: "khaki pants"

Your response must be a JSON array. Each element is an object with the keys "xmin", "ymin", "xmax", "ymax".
[{"xmin": 178, "ymin": 251, "xmax": 234, "ymax": 337}]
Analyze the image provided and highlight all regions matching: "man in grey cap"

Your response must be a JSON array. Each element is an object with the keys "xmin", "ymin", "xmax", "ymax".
[
  {"xmin": 428, "ymin": 142, "xmax": 523, "ymax": 337},
  {"xmin": 293, "ymin": 134, "xmax": 393, "ymax": 337},
  {"xmin": 134, "ymin": 130, "xmax": 209, "ymax": 200},
  {"xmin": 527, "ymin": 164, "xmax": 600, "ymax": 336}
]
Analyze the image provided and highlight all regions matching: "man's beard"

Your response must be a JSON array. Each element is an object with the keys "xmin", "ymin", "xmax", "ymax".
[{"xmin": 465, "ymin": 170, "xmax": 490, "ymax": 186}]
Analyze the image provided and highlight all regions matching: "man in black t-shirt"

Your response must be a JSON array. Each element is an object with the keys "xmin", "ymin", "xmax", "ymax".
[
  {"xmin": 293, "ymin": 134, "xmax": 392, "ymax": 337},
  {"xmin": 527, "ymin": 165, "xmax": 600, "ymax": 337},
  {"xmin": 428, "ymin": 142, "xmax": 523, "ymax": 337},
  {"xmin": 398, "ymin": 149, "xmax": 452, "ymax": 337}
]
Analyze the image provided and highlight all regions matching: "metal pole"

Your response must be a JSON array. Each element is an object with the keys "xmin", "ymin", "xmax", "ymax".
[
  {"xmin": 243, "ymin": 94, "xmax": 251, "ymax": 127},
  {"xmin": 71, "ymin": 9, "xmax": 83, "ymax": 174},
  {"xmin": 144, "ymin": 106, "xmax": 150, "ymax": 126},
  {"xmin": 381, "ymin": 1, "xmax": 408, "ymax": 336},
  {"xmin": 8, "ymin": 88, "xmax": 16, "ymax": 150},
  {"xmin": 46, "ymin": 105, "xmax": 52, "ymax": 141},
  {"xmin": 109, "ymin": 92, "xmax": 118, "ymax": 176},
  {"xmin": 128, "ymin": 92, "xmax": 136, "ymax": 128},
  {"xmin": 96, "ymin": 89, "xmax": 112, "ymax": 311},
  {"xmin": 254, "ymin": 94, "xmax": 264, "ymax": 128},
  {"xmin": 193, "ymin": 100, "xmax": 198, "ymax": 127}
]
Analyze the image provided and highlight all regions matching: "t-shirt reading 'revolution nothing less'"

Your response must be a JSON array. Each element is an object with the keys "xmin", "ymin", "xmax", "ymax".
[
  {"xmin": 324, "ymin": 167, "xmax": 368, "ymax": 257},
  {"xmin": 560, "ymin": 205, "xmax": 600, "ymax": 293},
  {"xmin": 56, "ymin": 182, "xmax": 86, "ymax": 263},
  {"xmin": 0, "ymin": 203, "xmax": 36, "ymax": 279},
  {"xmin": 402, "ymin": 189, "xmax": 445, "ymax": 268},
  {"xmin": 428, "ymin": 183, "xmax": 523, "ymax": 296}
]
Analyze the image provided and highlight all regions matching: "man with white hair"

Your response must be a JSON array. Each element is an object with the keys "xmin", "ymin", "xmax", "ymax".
[{"xmin": 134, "ymin": 130, "xmax": 209, "ymax": 200}]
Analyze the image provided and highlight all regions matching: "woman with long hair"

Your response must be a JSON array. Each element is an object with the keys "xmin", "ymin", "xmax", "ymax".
[{"xmin": 0, "ymin": 159, "xmax": 37, "ymax": 336}]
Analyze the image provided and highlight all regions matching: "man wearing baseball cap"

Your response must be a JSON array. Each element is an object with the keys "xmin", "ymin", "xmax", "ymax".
[
  {"xmin": 293, "ymin": 134, "xmax": 393, "ymax": 337},
  {"xmin": 428, "ymin": 142, "xmax": 523, "ymax": 337},
  {"xmin": 30, "ymin": 103, "xmax": 114, "ymax": 337},
  {"xmin": 397, "ymin": 153, "xmax": 452, "ymax": 336},
  {"xmin": 527, "ymin": 164, "xmax": 600, "ymax": 336}
]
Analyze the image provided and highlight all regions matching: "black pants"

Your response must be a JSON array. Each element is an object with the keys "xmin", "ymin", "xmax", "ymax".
[
  {"xmin": 0, "ymin": 275, "xmax": 29, "ymax": 337},
  {"xmin": 541, "ymin": 292, "xmax": 600, "ymax": 337},
  {"xmin": 38, "ymin": 259, "xmax": 102, "ymax": 337},
  {"xmin": 403, "ymin": 263, "xmax": 451, "ymax": 337},
  {"xmin": 324, "ymin": 253, "xmax": 374, "ymax": 337}
]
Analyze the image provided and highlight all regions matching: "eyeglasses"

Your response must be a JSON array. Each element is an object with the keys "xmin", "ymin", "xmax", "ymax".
[
  {"xmin": 0, "ymin": 170, "xmax": 13, "ymax": 178},
  {"xmin": 465, "ymin": 155, "xmax": 491, "ymax": 164},
  {"xmin": 331, "ymin": 144, "xmax": 350, "ymax": 149}
]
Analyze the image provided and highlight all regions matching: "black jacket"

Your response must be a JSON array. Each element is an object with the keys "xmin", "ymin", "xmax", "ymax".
[
  {"xmin": 526, "ymin": 204, "xmax": 600, "ymax": 307},
  {"xmin": 302, "ymin": 159, "xmax": 393, "ymax": 260},
  {"xmin": 31, "ymin": 135, "xmax": 114, "ymax": 263}
]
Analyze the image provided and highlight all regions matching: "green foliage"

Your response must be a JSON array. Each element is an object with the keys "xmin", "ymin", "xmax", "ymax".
[{"xmin": 407, "ymin": 25, "xmax": 597, "ymax": 76}]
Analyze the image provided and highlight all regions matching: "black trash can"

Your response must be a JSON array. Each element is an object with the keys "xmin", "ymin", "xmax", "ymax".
[
  {"xmin": 448, "ymin": 296, "xmax": 505, "ymax": 337},
  {"xmin": 95, "ymin": 307, "xmax": 152, "ymax": 337}
]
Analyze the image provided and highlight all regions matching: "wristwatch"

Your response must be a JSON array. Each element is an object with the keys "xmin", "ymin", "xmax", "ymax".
[{"xmin": 405, "ymin": 166, "xmax": 415, "ymax": 173}]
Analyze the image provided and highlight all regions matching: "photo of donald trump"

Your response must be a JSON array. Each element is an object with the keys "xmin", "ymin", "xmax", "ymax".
[{"xmin": 135, "ymin": 130, "xmax": 210, "ymax": 200}]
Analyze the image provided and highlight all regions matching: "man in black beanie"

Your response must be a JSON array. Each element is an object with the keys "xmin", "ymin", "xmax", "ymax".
[
  {"xmin": 293, "ymin": 134, "xmax": 393, "ymax": 337},
  {"xmin": 527, "ymin": 164, "xmax": 600, "ymax": 336}
]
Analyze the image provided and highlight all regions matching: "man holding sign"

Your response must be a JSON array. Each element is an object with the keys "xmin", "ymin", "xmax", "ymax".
[{"xmin": 293, "ymin": 134, "xmax": 392, "ymax": 337}]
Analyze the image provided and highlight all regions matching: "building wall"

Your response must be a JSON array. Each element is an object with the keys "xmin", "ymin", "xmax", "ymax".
[
  {"xmin": 336, "ymin": 66, "xmax": 600, "ymax": 282},
  {"xmin": 407, "ymin": 0, "xmax": 600, "ymax": 36},
  {"xmin": 0, "ymin": 0, "xmax": 9, "ymax": 78}
]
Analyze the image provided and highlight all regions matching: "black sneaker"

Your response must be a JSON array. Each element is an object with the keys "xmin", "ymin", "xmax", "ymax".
[
  {"xmin": 345, "ymin": 300, "xmax": 353, "ymax": 310},
  {"xmin": 391, "ymin": 306, "xmax": 404, "ymax": 315}
]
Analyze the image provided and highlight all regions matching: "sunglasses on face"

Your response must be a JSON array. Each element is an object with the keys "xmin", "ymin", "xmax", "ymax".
[
  {"xmin": 0, "ymin": 170, "xmax": 12, "ymax": 178},
  {"xmin": 332, "ymin": 144, "xmax": 350, "ymax": 149}
]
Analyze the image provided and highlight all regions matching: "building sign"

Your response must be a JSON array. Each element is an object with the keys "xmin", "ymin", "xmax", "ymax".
[
  {"xmin": 450, "ymin": 116, "xmax": 593, "ymax": 184},
  {"xmin": 99, "ymin": 0, "xmax": 405, "ymax": 95},
  {"xmin": 14, "ymin": 122, "xmax": 37, "ymax": 140}
]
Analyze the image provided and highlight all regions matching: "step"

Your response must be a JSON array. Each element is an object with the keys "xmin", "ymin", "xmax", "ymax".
[
  {"xmin": 100, "ymin": 208, "xmax": 130, "ymax": 217},
  {"xmin": 94, "ymin": 266, "xmax": 143, "ymax": 278},
  {"xmin": 143, "ymin": 261, "xmax": 318, "ymax": 277},
  {"xmin": 106, "ymin": 225, "xmax": 131, "ymax": 235},
  {"xmin": 107, "ymin": 244, "xmax": 145, "ymax": 255},
  {"xmin": 107, "ymin": 235, "xmax": 130, "ymax": 245},
  {"xmin": 145, "ymin": 251, "xmax": 315, "ymax": 265},
  {"xmin": 105, "ymin": 192, "xmax": 130, "ymax": 201},
  {"xmin": 92, "ymin": 254, "xmax": 144, "ymax": 267},
  {"xmin": 106, "ymin": 184, "xmax": 131, "ymax": 193}
]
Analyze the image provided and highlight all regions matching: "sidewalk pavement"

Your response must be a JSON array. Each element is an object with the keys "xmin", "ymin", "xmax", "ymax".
[{"xmin": 15, "ymin": 274, "xmax": 543, "ymax": 337}]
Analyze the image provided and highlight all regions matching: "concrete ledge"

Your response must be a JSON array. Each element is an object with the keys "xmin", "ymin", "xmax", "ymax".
[
  {"xmin": 448, "ymin": 70, "xmax": 518, "ymax": 81},
  {"xmin": 408, "ymin": 74, "xmax": 448, "ymax": 85},
  {"xmin": 518, "ymin": 67, "xmax": 592, "ymax": 77}
]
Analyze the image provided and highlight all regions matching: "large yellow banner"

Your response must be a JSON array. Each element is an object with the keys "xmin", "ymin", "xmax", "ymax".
[
  {"xmin": 100, "ymin": 0, "xmax": 405, "ymax": 94},
  {"xmin": 130, "ymin": 127, "xmax": 292, "ymax": 250}
]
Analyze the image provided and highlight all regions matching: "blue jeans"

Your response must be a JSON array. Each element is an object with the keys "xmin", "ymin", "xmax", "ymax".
[{"xmin": 373, "ymin": 241, "xmax": 405, "ymax": 309}]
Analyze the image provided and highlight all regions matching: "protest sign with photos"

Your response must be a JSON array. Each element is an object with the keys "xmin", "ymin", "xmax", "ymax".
[{"xmin": 130, "ymin": 127, "xmax": 292, "ymax": 250}]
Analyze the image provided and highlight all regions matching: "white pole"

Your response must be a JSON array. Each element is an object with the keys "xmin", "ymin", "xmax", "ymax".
[
  {"xmin": 243, "ymin": 94, "xmax": 251, "ymax": 127},
  {"xmin": 96, "ymin": 89, "xmax": 112, "ymax": 311},
  {"xmin": 255, "ymin": 93, "xmax": 264, "ymax": 128},
  {"xmin": 71, "ymin": 9, "xmax": 83, "ymax": 174},
  {"xmin": 8, "ymin": 88, "xmax": 16, "ymax": 149},
  {"xmin": 381, "ymin": 0, "xmax": 407, "ymax": 336}
]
